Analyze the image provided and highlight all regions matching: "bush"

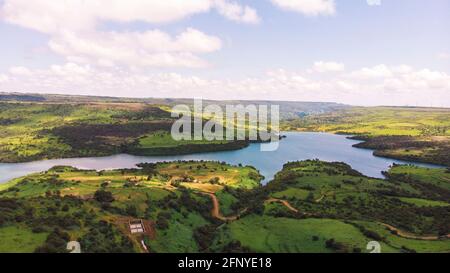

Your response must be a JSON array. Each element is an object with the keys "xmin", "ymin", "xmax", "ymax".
[
  {"xmin": 156, "ymin": 212, "xmax": 171, "ymax": 230},
  {"xmin": 34, "ymin": 228, "xmax": 70, "ymax": 253}
]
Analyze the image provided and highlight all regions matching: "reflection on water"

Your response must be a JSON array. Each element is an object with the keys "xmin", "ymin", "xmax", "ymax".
[{"xmin": 0, "ymin": 132, "xmax": 441, "ymax": 184}]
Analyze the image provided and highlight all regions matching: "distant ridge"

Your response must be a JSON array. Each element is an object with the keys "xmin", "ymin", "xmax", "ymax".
[{"xmin": 0, "ymin": 92, "xmax": 349, "ymax": 119}]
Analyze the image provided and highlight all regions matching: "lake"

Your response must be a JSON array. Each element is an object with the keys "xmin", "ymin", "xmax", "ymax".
[{"xmin": 0, "ymin": 132, "xmax": 440, "ymax": 184}]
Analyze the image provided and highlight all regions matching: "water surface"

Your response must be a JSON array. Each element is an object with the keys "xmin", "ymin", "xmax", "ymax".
[{"xmin": 0, "ymin": 132, "xmax": 440, "ymax": 184}]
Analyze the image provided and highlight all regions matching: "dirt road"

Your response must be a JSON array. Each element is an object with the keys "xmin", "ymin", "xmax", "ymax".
[
  {"xmin": 265, "ymin": 198, "xmax": 299, "ymax": 213},
  {"xmin": 380, "ymin": 223, "xmax": 450, "ymax": 241},
  {"xmin": 198, "ymin": 192, "xmax": 242, "ymax": 221}
]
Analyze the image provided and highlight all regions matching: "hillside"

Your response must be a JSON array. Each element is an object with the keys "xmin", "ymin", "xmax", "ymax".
[
  {"xmin": 0, "ymin": 101, "xmax": 256, "ymax": 163},
  {"xmin": 0, "ymin": 161, "xmax": 263, "ymax": 253},
  {"xmin": 1, "ymin": 160, "xmax": 448, "ymax": 253},
  {"xmin": 283, "ymin": 107, "xmax": 450, "ymax": 166}
]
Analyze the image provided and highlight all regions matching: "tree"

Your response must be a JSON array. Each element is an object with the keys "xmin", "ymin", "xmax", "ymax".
[
  {"xmin": 94, "ymin": 190, "xmax": 114, "ymax": 203},
  {"xmin": 125, "ymin": 205, "xmax": 138, "ymax": 217},
  {"xmin": 306, "ymin": 192, "xmax": 315, "ymax": 203},
  {"xmin": 34, "ymin": 228, "xmax": 70, "ymax": 253}
]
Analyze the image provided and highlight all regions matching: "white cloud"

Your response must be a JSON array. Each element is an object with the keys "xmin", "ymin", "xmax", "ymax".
[
  {"xmin": 349, "ymin": 64, "xmax": 394, "ymax": 79},
  {"xmin": 1, "ymin": 0, "xmax": 211, "ymax": 33},
  {"xmin": 0, "ymin": 74, "xmax": 9, "ymax": 83},
  {"xmin": 312, "ymin": 61, "xmax": 345, "ymax": 72},
  {"xmin": 48, "ymin": 28, "xmax": 222, "ymax": 68},
  {"xmin": 9, "ymin": 66, "xmax": 32, "ymax": 76},
  {"xmin": 270, "ymin": 0, "xmax": 336, "ymax": 16},
  {"xmin": 1, "ymin": 0, "xmax": 259, "ymax": 32},
  {"xmin": 0, "ymin": 0, "xmax": 257, "ymax": 68},
  {"xmin": 214, "ymin": 0, "xmax": 261, "ymax": 24},
  {"xmin": 437, "ymin": 52, "xmax": 450, "ymax": 60},
  {"xmin": 2, "ymin": 63, "xmax": 450, "ymax": 107}
]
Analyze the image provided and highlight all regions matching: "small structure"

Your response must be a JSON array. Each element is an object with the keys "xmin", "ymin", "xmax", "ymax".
[{"xmin": 129, "ymin": 219, "xmax": 145, "ymax": 234}]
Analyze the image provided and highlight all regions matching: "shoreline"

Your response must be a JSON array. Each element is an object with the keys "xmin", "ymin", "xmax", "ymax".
[{"xmin": 0, "ymin": 131, "xmax": 445, "ymax": 186}]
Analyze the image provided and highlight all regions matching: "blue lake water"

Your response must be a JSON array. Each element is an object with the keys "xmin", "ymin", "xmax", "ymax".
[{"xmin": 0, "ymin": 132, "xmax": 441, "ymax": 184}]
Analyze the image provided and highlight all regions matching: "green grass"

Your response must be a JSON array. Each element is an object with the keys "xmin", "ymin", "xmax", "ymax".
[
  {"xmin": 139, "ymin": 131, "xmax": 228, "ymax": 148},
  {"xmin": 265, "ymin": 160, "xmax": 450, "ymax": 237},
  {"xmin": 0, "ymin": 226, "xmax": 49, "ymax": 253},
  {"xmin": 398, "ymin": 197, "xmax": 449, "ymax": 207},
  {"xmin": 148, "ymin": 211, "xmax": 207, "ymax": 253},
  {"xmin": 284, "ymin": 107, "xmax": 450, "ymax": 137},
  {"xmin": 354, "ymin": 221, "xmax": 450, "ymax": 253},
  {"xmin": 1, "ymin": 158, "xmax": 448, "ymax": 253},
  {"xmin": 272, "ymin": 188, "xmax": 310, "ymax": 200},
  {"xmin": 0, "ymin": 102, "xmax": 122, "ymax": 162},
  {"xmin": 389, "ymin": 165, "xmax": 450, "ymax": 191},
  {"xmin": 224, "ymin": 215, "xmax": 393, "ymax": 253},
  {"xmin": 216, "ymin": 191, "xmax": 238, "ymax": 216},
  {"xmin": 283, "ymin": 107, "xmax": 450, "ymax": 166},
  {"xmin": 156, "ymin": 161, "xmax": 262, "ymax": 190}
]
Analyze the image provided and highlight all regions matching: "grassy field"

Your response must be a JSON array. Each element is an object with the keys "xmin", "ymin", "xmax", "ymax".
[
  {"xmin": 148, "ymin": 211, "xmax": 208, "ymax": 253},
  {"xmin": 388, "ymin": 164, "xmax": 450, "ymax": 191},
  {"xmin": 283, "ymin": 107, "xmax": 450, "ymax": 136},
  {"xmin": 0, "ymin": 226, "xmax": 49, "ymax": 253},
  {"xmin": 354, "ymin": 221, "xmax": 450, "ymax": 253},
  {"xmin": 397, "ymin": 197, "xmax": 449, "ymax": 207},
  {"xmin": 139, "ymin": 131, "xmax": 229, "ymax": 148},
  {"xmin": 219, "ymin": 216, "xmax": 397, "ymax": 253}
]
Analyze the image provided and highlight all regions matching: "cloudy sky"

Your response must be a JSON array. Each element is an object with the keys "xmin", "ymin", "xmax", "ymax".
[{"xmin": 0, "ymin": 0, "xmax": 449, "ymax": 106}]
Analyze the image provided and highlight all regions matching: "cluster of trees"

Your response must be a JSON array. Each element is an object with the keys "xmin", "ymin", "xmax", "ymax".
[
  {"xmin": 353, "ymin": 135, "xmax": 450, "ymax": 167},
  {"xmin": 0, "ymin": 117, "xmax": 22, "ymax": 126},
  {"xmin": 193, "ymin": 225, "xmax": 218, "ymax": 252},
  {"xmin": 325, "ymin": 238, "xmax": 349, "ymax": 253},
  {"xmin": 79, "ymin": 220, "xmax": 134, "ymax": 253},
  {"xmin": 420, "ymin": 126, "xmax": 448, "ymax": 136},
  {"xmin": 111, "ymin": 107, "xmax": 172, "ymax": 121},
  {"xmin": 50, "ymin": 121, "xmax": 173, "ymax": 156},
  {"xmin": 130, "ymin": 140, "xmax": 250, "ymax": 157},
  {"xmin": 94, "ymin": 190, "xmax": 115, "ymax": 203},
  {"xmin": 0, "ymin": 198, "xmax": 22, "ymax": 227},
  {"xmin": 260, "ymin": 161, "xmax": 450, "ymax": 236},
  {"xmin": 34, "ymin": 228, "xmax": 70, "ymax": 253},
  {"xmin": 385, "ymin": 172, "xmax": 450, "ymax": 202}
]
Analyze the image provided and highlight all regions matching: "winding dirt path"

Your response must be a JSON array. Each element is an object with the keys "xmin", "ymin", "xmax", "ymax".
[
  {"xmin": 197, "ymin": 192, "xmax": 243, "ymax": 221},
  {"xmin": 266, "ymin": 198, "xmax": 299, "ymax": 213},
  {"xmin": 315, "ymin": 195, "xmax": 326, "ymax": 203},
  {"xmin": 265, "ymin": 198, "xmax": 450, "ymax": 241},
  {"xmin": 196, "ymin": 192, "xmax": 450, "ymax": 242},
  {"xmin": 380, "ymin": 223, "xmax": 450, "ymax": 241}
]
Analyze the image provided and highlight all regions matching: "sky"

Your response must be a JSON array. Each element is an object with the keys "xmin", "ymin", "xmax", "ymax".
[{"xmin": 0, "ymin": 0, "xmax": 449, "ymax": 106}]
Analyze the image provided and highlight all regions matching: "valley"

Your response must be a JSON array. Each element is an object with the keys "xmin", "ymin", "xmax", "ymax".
[{"xmin": 0, "ymin": 94, "xmax": 449, "ymax": 253}]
